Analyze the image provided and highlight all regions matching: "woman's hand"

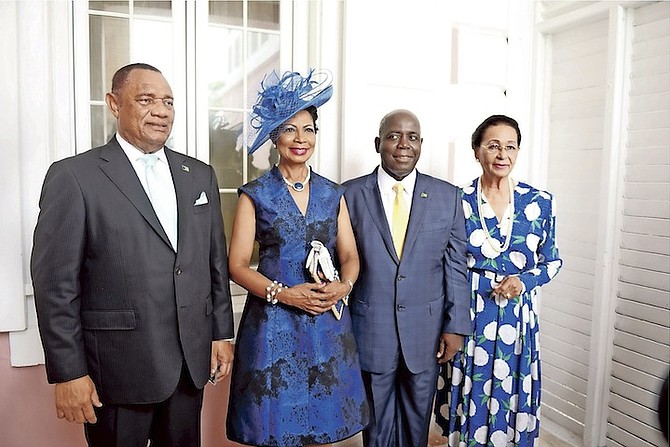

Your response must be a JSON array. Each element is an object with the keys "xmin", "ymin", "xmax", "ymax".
[
  {"xmin": 493, "ymin": 275, "xmax": 523, "ymax": 298},
  {"xmin": 277, "ymin": 282, "xmax": 341, "ymax": 315},
  {"xmin": 318, "ymin": 280, "xmax": 351, "ymax": 302}
]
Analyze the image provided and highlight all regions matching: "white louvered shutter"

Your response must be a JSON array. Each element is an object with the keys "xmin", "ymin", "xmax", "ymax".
[
  {"xmin": 606, "ymin": 3, "xmax": 670, "ymax": 446},
  {"xmin": 542, "ymin": 17, "xmax": 610, "ymax": 439}
]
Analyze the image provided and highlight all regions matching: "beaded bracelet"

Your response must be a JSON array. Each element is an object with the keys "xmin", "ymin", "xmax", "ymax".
[{"xmin": 265, "ymin": 280, "xmax": 287, "ymax": 305}]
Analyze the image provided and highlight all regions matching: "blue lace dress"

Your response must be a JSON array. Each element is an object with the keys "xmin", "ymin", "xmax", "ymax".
[
  {"xmin": 434, "ymin": 178, "xmax": 562, "ymax": 447},
  {"xmin": 226, "ymin": 166, "xmax": 369, "ymax": 446}
]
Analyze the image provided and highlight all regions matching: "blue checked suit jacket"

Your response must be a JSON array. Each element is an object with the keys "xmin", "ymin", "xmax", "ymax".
[{"xmin": 344, "ymin": 168, "xmax": 471, "ymax": 374}]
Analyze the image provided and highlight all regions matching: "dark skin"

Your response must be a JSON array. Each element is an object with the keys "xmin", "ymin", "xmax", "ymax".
[
  {"xmin": 374, "ymin": 109, "xmax": 463, "ymax": 363},
  {"xmin": 375, "ymin": 109, "xmax": 423, "ymax": 181},
  {"xmin": 54, "ymin": 68, "xmax": 233, "ymax": 425},
  {"xmin": 228, "ymin": 110, "xmax": 359, "ymax": 317}
]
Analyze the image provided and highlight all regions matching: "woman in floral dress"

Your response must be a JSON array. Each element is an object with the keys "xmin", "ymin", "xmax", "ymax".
[{"xmin": 435, "ymin": 115, "xmax": 562, "ymax": 447}]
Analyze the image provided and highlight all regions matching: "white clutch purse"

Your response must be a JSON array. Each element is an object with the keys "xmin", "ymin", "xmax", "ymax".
[{"xmin": 305, "ymin": 240, "xmax": 348, "ymax": 320}]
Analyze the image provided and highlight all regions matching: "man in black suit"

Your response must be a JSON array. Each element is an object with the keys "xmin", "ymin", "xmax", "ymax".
[{"xmin": 31, "ymin": 63, "xmax": 234, "ymax": 447}]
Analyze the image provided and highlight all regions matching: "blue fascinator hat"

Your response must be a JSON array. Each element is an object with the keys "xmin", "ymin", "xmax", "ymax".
[{"xmin": 248, "ymin": 69, "xmax": 333, "ymax": 154}]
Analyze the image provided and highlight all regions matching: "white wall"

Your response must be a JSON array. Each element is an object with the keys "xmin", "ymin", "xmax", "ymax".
[
  {"xmin": 1, "ymin": 1, "xmax": 75, "ymax": 366},
  {"xmin": 340, "ymin": 0, "xmax": 535, "ymax": 187},
  {"xmin": 0, "ymin": 0, "xmax": 25, "ymax": 333}
]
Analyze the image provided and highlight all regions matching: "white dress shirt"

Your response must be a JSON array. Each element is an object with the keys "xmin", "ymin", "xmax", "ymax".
[
  {"xmin": 117, "ymin": 134, "xmax": 178, "ymax": 250},
  {"xmin": 377, "ymin": 167, "xmax": 417, "ymax": 231}
]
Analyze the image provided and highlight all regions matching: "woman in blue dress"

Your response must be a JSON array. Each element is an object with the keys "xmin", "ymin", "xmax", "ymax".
[
  {"xmin": 226, "ymin": 70, "xmax": 369, "ymax": 446},
  {"xmin": 434, "ymin": 115, "xmax": 562, "ymax": 447}
]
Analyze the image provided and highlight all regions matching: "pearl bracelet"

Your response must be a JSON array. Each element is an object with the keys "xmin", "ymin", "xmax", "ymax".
[{"xmin": 265, "ymin": 280, "xmax": 287, "ymax": 305}]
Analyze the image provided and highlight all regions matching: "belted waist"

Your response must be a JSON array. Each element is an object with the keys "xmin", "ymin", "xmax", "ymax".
[{"xmin": 470, "ymin": 268, "xmax": 502, "ymax": 282}]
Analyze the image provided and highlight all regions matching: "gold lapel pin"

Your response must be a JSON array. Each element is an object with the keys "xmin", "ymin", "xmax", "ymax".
[{"xmin": 420, "ymin": 192, "xmax": 428, "ymax": 198}]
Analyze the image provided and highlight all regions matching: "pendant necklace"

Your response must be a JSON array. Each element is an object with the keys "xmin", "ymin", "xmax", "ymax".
[
  {"xmin": 477, "ymin": 176, "xmax": 515, "ymax": 253},
  {"xmin": 281, "ymin": 166, "xmax": 311, "ymax": 192}
]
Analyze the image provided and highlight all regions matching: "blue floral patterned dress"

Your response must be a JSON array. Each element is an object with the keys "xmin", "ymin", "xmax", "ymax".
[
  {"xmin": 434, "ymin": 178, "xmax": 562, "ymax": 447},
  {"xmin": 226, "ymin": 166, "xmax": 369, "ymax": 446}
]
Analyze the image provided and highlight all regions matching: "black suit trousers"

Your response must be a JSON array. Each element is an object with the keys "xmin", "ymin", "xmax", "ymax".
[{"xmin": 84, "ymin": 364, "xmax": 204, "ymax": 447}]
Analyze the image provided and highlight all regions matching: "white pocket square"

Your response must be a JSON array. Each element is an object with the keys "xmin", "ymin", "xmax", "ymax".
[{"xmin": 194, "ymin": 191, "xmax": 208, "ymax": 206}]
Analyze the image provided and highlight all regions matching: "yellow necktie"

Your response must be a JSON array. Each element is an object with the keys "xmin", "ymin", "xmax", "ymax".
[{"xmin": 392, "ymin": 183, "xmax": 409, "ymax": 257}]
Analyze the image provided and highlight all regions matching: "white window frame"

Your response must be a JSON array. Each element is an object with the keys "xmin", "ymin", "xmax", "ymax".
[{"xmin": 10, "ymin": 0, "xmax": 299, "ymax": 365}]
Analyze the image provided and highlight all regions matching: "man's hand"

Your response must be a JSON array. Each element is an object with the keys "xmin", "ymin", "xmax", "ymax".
[
  {"xmin": 210, "ymin": 340, "xmax": 234, "ymax": 384},
  {"xmin": 55, "ymin": 375, "xmax": 102, "ymax": 424},
  {"xmin": 436, "ymin": 332, "xmax": 464, "ymax": 364}
]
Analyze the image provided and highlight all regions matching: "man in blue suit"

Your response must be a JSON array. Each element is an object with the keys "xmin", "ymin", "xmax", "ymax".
[{"xmin": 344, "ymin": 109, "xmax": 470, "ymax": 447}]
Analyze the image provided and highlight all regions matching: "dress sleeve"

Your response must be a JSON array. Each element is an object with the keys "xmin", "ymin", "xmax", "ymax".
[{"xmin": 518, "ymin": 194, "xmax": 563, "ymax": 293}]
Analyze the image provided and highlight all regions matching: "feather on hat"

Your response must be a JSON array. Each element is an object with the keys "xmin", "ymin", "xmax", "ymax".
[{"xmin": 247, "ymin": 69, "xmax": 333, "ymax": 154}]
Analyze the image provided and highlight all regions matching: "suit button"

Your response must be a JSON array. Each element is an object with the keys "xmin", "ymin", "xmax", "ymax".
[
  {"xmin": 397, "ymin": 304, "xmax": 406, "ymax": 311},
  {"xmin": 175, "ymin": 267, "xmax": 182, "ymax": 275}
]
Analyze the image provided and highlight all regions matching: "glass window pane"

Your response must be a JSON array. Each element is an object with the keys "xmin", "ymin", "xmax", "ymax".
[
  {"xmin": 246, "ymin": 30, "xmax": 280, "ymax": 89},
  {"xmin": 207, "ymin": 27, "xmax": 244, "ymax": 109},
  {"xmin": 245, "ymin": 30, "xmax": 280, "ymax": 182},
  {"xmin": 89, "ymin": 1, "xmax": 128, "ymax": 14},
  {"xmin": 209, "ymin": 1, "xmax": 243, "ymax": 27},
  {"xmin": 219, "ymin": 193, "xmax": 236, "ymax": 247},
  {"xmin": 248, "ymin": 139, "xmax": 277, "ymax": 182},
  {"xmin": 89, "ymin": 16, "xmax": 129, "ymax": 100},
  {"xmin": 91, "ymin": 105, "xmax": 105, "ymax": 149},
  {"xmin": 220, "ymin": 193, "xmax": 260, "ymax": 263},
  {"xmin": 90, "ymin": 104, "xmax": 117, "ymax": 148},
  {"xmin": 135, "ymin": 1, "xmax": 171, "ymax": 17},
  {"xmin": 134, "ymin": 18, "xmax": 174, "ymax": 78},
  {"xmin": 248, "ymin": 1, "xmax": 279, "ymax": 30},
  {"xmin": 210, "ymin": 110, "xmax": 244, "ymax": 188}
]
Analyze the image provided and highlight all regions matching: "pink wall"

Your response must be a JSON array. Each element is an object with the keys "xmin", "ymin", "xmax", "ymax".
[{"xmin": 0, "ymin": 333, "xmax": 243, "ymax": 447}]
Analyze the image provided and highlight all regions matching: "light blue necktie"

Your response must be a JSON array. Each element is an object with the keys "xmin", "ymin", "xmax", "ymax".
[{"xmin": 139, "ymin": 153, "xmax": 177, "ymax": 250}]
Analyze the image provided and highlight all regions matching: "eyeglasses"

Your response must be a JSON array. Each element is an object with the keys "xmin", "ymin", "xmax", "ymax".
[
  {"xmin": 135, "ymin": 96, "xmax": 174, "ymax": 110},
  {"xmin": 481, "ymin": 143, "xmax": 519, "ymax": 153}
]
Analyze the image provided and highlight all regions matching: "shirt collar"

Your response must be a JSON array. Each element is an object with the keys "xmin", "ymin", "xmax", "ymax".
[
  {"xmin": 377, "ymin": 166, "xmax": 417, "ymax": 195},
  {"xmin": 116, "ymin": 133, "xmax": 168, "ymax": 164}
]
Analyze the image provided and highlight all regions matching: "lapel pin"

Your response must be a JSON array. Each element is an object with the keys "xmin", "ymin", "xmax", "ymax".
[
  {"xmin": 181, "ymin": 165, "xmax": 190, "ymax": 172},
  {"xmin": 420, "ymin": 192, "xmax": 428, "ymax": 198}
]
